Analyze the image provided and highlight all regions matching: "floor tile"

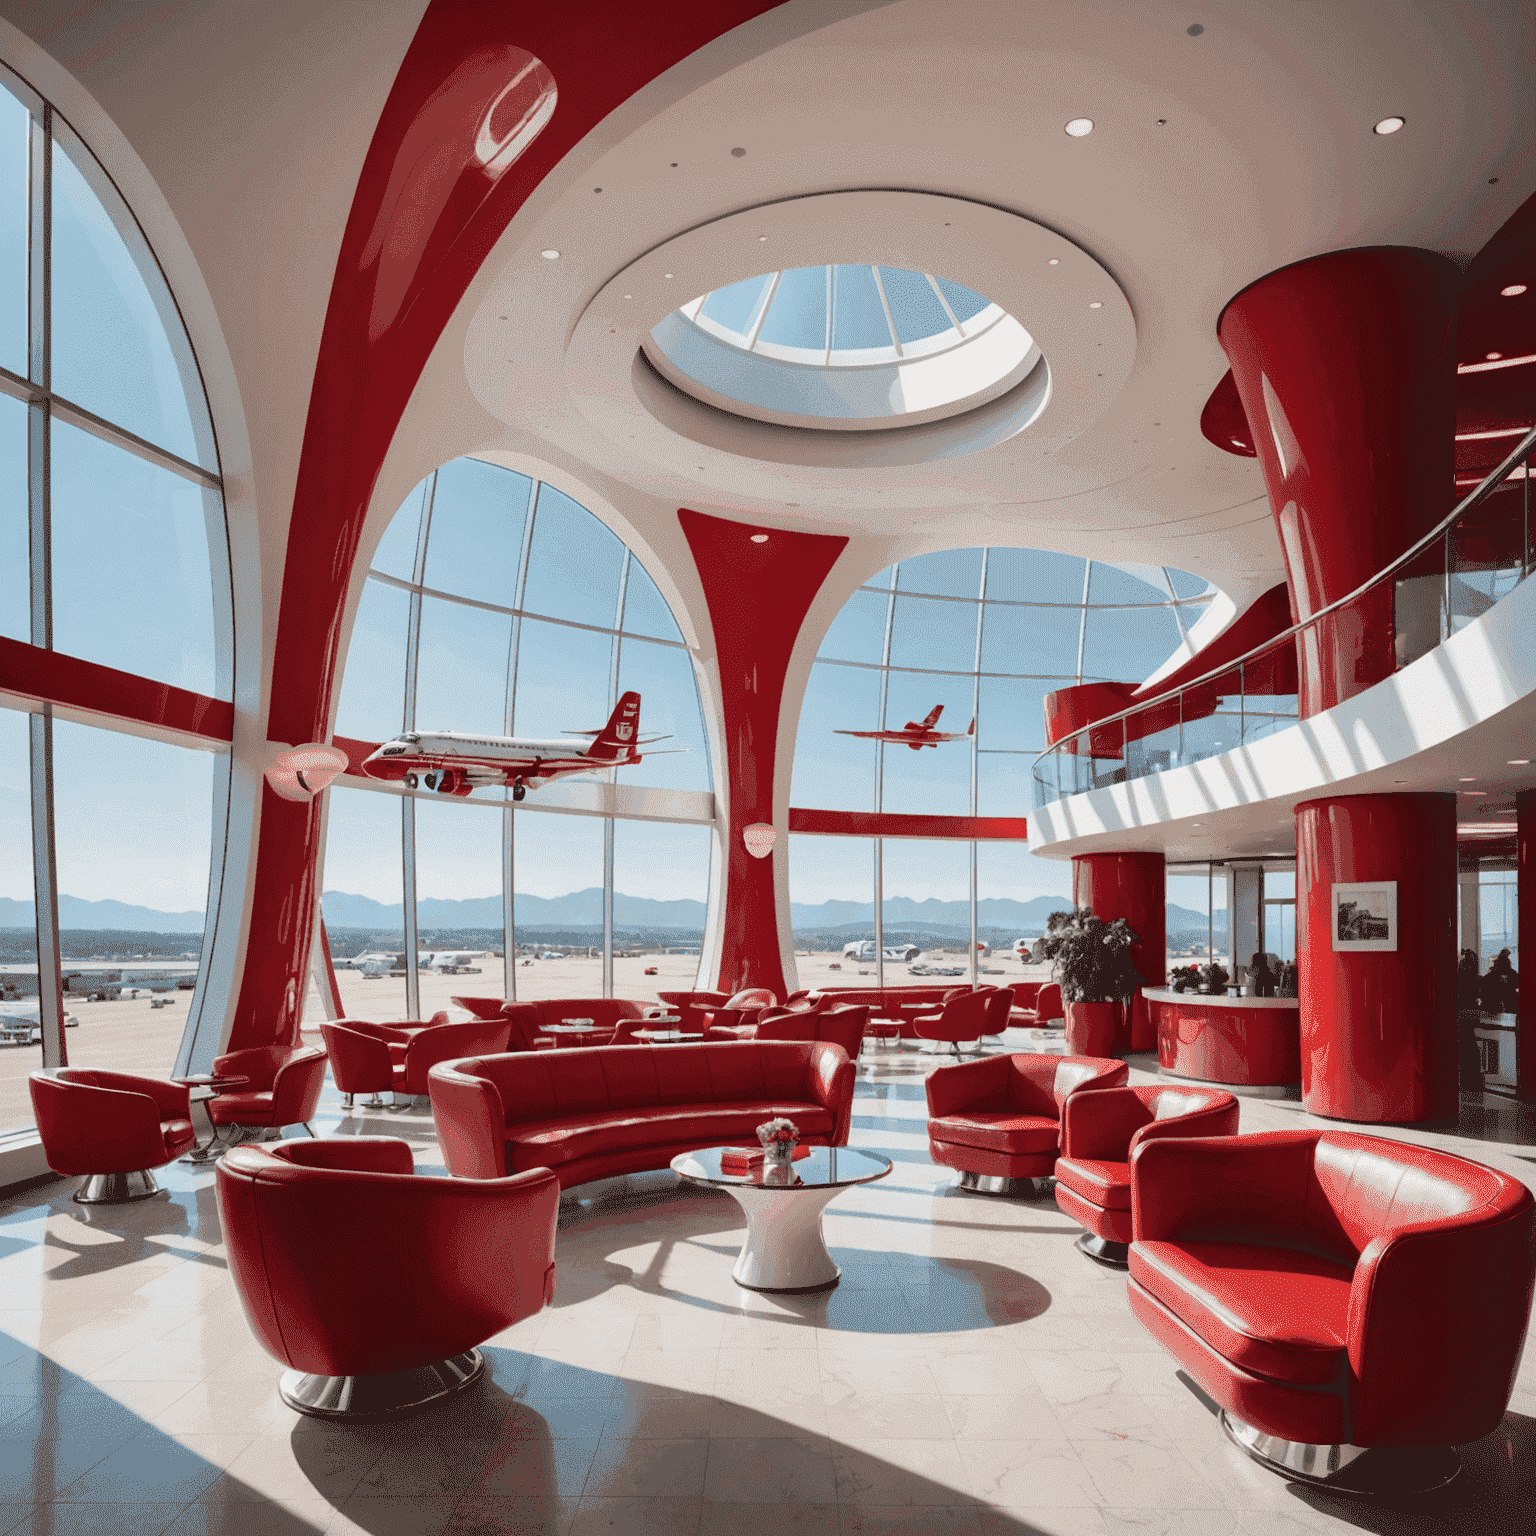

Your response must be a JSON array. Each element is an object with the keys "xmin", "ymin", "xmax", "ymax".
[{"xmin": 702, "ymin": 1436, "xmax": 836, "ymax": 1503}]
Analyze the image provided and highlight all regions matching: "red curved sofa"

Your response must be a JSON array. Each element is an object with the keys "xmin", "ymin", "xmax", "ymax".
[
  {"xmin": 1128, "ymin": 1129, "xmax": 1536, "ymax": 1486},
  {"xmin": 217, "ymin": 1137, "xmax": 558, "ymax": 1419},
  {"xmin": 429, "ymin": 1040, "xmax": 856, "ymax": 1188}
]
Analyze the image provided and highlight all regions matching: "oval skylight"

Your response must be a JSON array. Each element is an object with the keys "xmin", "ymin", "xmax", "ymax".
[{"xmin": 643, "ymin": 265, "xmax": 1047, "ymax": 432}]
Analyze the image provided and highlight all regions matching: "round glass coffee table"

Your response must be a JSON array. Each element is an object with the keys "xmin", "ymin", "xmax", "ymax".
[{"xmin": 671, "ymin": 1146, "xmax": 892, "ymax": 1292}]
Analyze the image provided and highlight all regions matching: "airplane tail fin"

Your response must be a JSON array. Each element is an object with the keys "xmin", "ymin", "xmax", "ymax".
[
  {"xmin": 968, "ymin": 716, "xmax": 975, "ymax": 736},
  {"xmin": 584, "ymin": 691, "xmax": 641, "ymax": 762},
  {"xmin": 921, "ymin": 704, "xmax": 943, "ymax": 730}
]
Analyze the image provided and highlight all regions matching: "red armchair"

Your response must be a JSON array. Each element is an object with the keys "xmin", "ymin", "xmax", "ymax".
[
  {"xmin": 1015, "ymin": 982, "xmax": 1063, "ymax": 1028},
  {"xmin": 1053, "ymin": 1084, "xmax": 1239, "ymax": 1266},
  {"xmin": 1128, "ymin": 1130, "xmax": 1536, "ymax": 1494},
  {"xmin": 910, "ymin": 987, "xmax": 993, "ymax": 1055},
  {"xmin": 755, "ymin": 1004, "xmax": 870, "ymax": 1061},
  {"xmin": 208, "ymin": 1044, "xmax": 327, "ymax": 1143},
  {"xmin": 706, "ymin": 994, "xmax": 832, "ymax": 1043},
  {"xmin": 322, "ymin": 1019, "xmax": 511, "ymax": 1104},
  {"xmin": 925, "ymin": 1051, "xmax": 1129, "ymax": 1195},
  {"xmin": 217, "ymin": 1137, "xmax": 558, "ymax": 1419},
  {"xmin": 29, "ymin": 1068, "xmax": 194, "ymax": 1204}
]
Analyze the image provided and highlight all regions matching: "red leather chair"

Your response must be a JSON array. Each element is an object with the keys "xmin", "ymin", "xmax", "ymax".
[
  {"xmin": 910, "ymin": 987, "xmax": 993, "ymax": 1055},
  {"xmin": 706, "ymin": 994, "xmax": 832, "ymax": 1043},
  {"xmin": 1015, "ymin": 982, "xmax": 1063, "ymax": 1028},
  {"xmin": 449, "ymin": 994, "xmax": 512, "ymax": 1020},
  {"xmin": 1053, "ymin": 1084, "xmax": 1239, "ymax": 1266},
  {"xmin": 217, "ymin": 1137, "xmax": 558, "ymax": 1419},
  {"xmin": 208, "ymin": 1044, "xmax": 327, "ymax": 1143},
  {"xmin": 980, "ymin": 985, "xmax": 1015, "ymax": 1041},
  {"xmin": 1128, "ymin": 1130, "xmax": 1536, "ymax": 1494},
  {"xmin": 322, "ymin": 1019, "xmax": 511, "ymax": 1105},
  {"xmin": 698, "ymin": 987, "xmax": 778, "ymax": 1033},
  {"xmin": 755, "ymin": 1004, "xmax": 869, "ymax": 1061},
  {"xmin": 925, "ymin": 1052, "xmax": 1128, "ymax": 1195},
  {"xmin": 29, "ymin": 1069, "xmax": 194, "ymax": 1204}
]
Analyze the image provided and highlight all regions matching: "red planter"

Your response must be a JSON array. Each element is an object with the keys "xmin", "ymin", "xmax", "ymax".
[{"xmin": 1065, "ymin": 1002, "xmax": 1118, "ymax": 1058}]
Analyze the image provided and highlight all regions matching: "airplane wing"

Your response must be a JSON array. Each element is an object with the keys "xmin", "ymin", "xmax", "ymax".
[{"xmin": 833, "ymin": 729, "xmax": 887, "ymax": 739}]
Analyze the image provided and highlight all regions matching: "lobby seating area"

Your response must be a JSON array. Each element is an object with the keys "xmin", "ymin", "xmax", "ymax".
[{"xmin": 5, "ymin": 1029, "xmax": 1535, "ymax": 1535}]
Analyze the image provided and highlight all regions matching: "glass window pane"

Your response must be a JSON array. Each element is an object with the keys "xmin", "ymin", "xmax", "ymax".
[
  {"xmin": 878, "ymin": 670, "xmax": 973, "ymax": 816},
  {"xmin": 510, "ymin": 810, "xmax": 604, "ymax": 1001},
  {"xmin": 0, "ymin": 393, "xmax": 26, "ymax": 643},
  {"xmin": 321, "ymin": 786, "xmax": 408, "ymax": 1022},
  {"xmin": 615, "ymin": 639, "xmax": 710, "ymax": 792},
  {"xmin": 1167, "ymin": 868, "xmax": 1214, "ymax": 972},
  {"xmin": 1167, "ymin": 568, "xmax": 1211, "ymax": 600},
  {"xmin": 612, "ymin": 819, "xmax": 711, "ymax": 999},
  {"xmin": 1087, "ymin": 563, "xmax": 1169, "ymax": 606},
  {"xmin": 0, "ymin": 706, "xmax": 39, "ymax": 1132},
  {"xmin": 984, "ymin": 548, "xmax": 1086, "ymax": 605},
  {"xmin": 50, "ymin": 720, "xmax": 213, "ymax": 1075},
  {"xmin": 335, "ymin": 578, "xmax": 410, "ymax": 743},
  {"xmin": 758, "ymin": 266, "xmax": 826, "ymax": 352},
  {"xmin": 818, "ymin": 587, "xmax": 887, "ymax": 665},
  {"xmin": 933, "ymin": 276, "xmax": 990, "ymax": 325},
  {"xmin": 699, "ymin": 274, "xmax": 772, "ymax": 338},
  {"xmin": 977, "ymin": 675, "xmax": 1057, "ymax": 754},
  {"xmin": 789, "ymin": 834, "xmax": 874, "ymax": 987},
  {"xmin": 51, "ymin": 136, "xmax": 209, "ymax": 467},
  {"xmin": 879, "ymin": 268, "xmax": 953, "ymax": 347},
  {"xmin": 414, "ymin": 595, "xmax": 511, "ymax": 741},
  {"xmin": 620, "ymin": 559, "xmax": 683, "ymax": 643},
  {"xmin": 977, "ymin": 840, "xmax": 1070, "ymax": 945},
  {"xmin": 979, "ymin": 600, "xmax": 1080, "ymax": 677},
  {"xmin": 897, "ymin": 549, "xmax": 983, "ymax": 600},
  {"xmin": 831, "ymin": 265, "xmax": 891, "ymax": 352},
  {"xmin": 791, "ymin": 662, "xmax": 879, "ymax": 813},
  {"xmin": 0, "ymin": 83, "xmax": 26, "ymax": 377},
  {"xmin": 882, "ymin": 839, "xmax": 970, "ymax": 955},
  {"xmin": 888, "ymin": 594, "xmax": 977, "ymax": 673},
  {"xmin": 51, "ymin": 420, "xmax": 221, "ymax": 696},
  {"xmin": 511, "ymin": 617, "xmax": 614, "ymax": 745},
  {"xmin": 976, "ymin": 752, "xmax": 1035, "ymax": 817},
  {"xmin": 371, "ymin": 479, "xmax": 425, "ymax": 580},
  {"xmin": 521, "ymin": 483, "xmax": 624, "ymax": 629},
  {"xmin": 1080, "ymin": 605, "xmax": 1182, "ymax": 684},
  {"xmin": 412, "ymin": 796, "xmax": 504, "ymax": 1014},
  {"xmin": 423, "ymin": 459, "xmax": 529, "ymax": 606}
]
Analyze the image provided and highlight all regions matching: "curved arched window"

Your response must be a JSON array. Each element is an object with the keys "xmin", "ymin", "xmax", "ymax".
[
  {"xmin": 0, "ymin": 62, "xmax": 231, "ymax": 1133},
  {"xmin": 320, "ymin": 460, "xmax": 714, "ymax": 1017},
  {"xmin": 789, "ymin": 548, "xmax": 1210, "ymax": 981}
]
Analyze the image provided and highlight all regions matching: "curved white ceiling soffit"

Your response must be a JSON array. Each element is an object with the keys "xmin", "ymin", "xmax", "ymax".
[{"xmin": 557, "ymin": 191, "xmax": 1134, "ymax": 471}]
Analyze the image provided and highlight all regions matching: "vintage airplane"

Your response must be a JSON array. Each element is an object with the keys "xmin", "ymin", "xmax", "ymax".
[
  {"xmin": 834, "ymin": 704, "xmax": 974, "ymax": 750},
  {"xmin": 361, "ymin": 691, "xmax": 666, "ymax": 800}
]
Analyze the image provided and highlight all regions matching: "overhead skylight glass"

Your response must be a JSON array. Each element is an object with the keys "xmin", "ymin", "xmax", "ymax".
[{"xmin": 644, "ymin": 265, "xmax": 1047, "ymax": 432}]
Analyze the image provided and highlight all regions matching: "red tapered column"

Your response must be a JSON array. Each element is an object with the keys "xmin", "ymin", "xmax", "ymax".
[
  {"xmin": 1519, "ymin": 791, "xmax": 1534, "ymax": 1101},
  {"xmin": 1072, "ymin": 852, "xmax": 1165, "ymax": 1052},
  {"xmin": 1219, "ymin": 248, "xmax": 1459, "ymax": 715},
  {"xmin": 680, "ymin": 511, "xmax": 847, "ymax": 999},
  {"xmin": 1295, "ymin": 794, "xmax": 1458, "ymax": 1122}
]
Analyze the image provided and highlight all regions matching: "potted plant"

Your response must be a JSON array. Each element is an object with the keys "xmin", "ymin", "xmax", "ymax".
[
  {"xmin": 1200, "ymin": 961, "xmax": 1229, "ymax": 996},
  {"xmin": 1169, "ymin": 964, "xmax": 1201, "ymax": 995},
  {"xmin": 1037, "ymin": 907, "xmax": 1142, "ymax": 1056}
]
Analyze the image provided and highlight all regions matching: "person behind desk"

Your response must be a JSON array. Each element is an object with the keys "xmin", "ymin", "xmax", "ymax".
[{"xmin": 1247, "ymin": 952, "xmax": 1276, "ymax": 999}]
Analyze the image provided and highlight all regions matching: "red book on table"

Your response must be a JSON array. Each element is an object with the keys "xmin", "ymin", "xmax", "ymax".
[{"xmin": 719, "ymin": 1144, "xmax": 811, "ymax": 1172}]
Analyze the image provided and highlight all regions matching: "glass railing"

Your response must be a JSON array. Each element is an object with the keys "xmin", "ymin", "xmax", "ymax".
[{"xmin": 1033, "ymin": 425, "xmax": 1536, "ymax": 807}]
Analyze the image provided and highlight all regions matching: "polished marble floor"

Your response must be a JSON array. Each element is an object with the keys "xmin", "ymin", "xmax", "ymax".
[{"xmin": 0, "ymin": 1037, "xmax": 1532, "ymax": 1536}]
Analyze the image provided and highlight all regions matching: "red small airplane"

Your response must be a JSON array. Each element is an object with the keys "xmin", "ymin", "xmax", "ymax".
[{"xmin": 835, "ymin": 704, "xmax": 974, "ymax": 750}]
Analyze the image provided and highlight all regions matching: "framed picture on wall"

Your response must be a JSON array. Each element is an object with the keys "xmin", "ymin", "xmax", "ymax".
[{"xmin": 1332, "ymin": 882, "xmax": 1397, "ymax": 952}]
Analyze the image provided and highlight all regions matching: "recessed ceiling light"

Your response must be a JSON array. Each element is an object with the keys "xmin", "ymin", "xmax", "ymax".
[
  {"xmin": 1463, "ymin": 790, "xmax": 1487, "ymax": 796},
  {"xmin": 1048, "ymin": 258, "xmax": 1060, "ymax": 266},
  {"xmin": 1459, "ymin": 777, "xmax": 1477, "ymax": 782},
  {"xmin": 623, "ymin": 293, "xmax": 632, "ymax": 299},
  {"xmin": 1503, "ymin": 284, "xmax": 1528, "ymax": 297},
  {"xmin": 1065, "ymin": 118, "xmax": 1094, "ymax": 137},
  {"xmin": 1508, "ymin": 758, "xmax": 1530, "ymax": 765},
  {"xmin": 1373, "ymin": 116, "xmax": 1406, "ymax": 135},
  {"xmin": 758, "ymin": 235, "xmax": 767, "ymax": 241},
  {"xmin": 664, "ymin": 272, "xmax": 674, "ymax": 279},
  {"xmin": 749, "ymin": 533, "xmax": 769, "ymax": 543},
  {"xmin": 1486, "ymin": 352, "xmax": 1503, "ymax": 361},
  {"xmin": 1089, "ymin": 301, "xmax": 1103, "ymax": 309},
  {"xmin": 1191, "ymin": 822, "xmax": 1203, "ymax": 827}
]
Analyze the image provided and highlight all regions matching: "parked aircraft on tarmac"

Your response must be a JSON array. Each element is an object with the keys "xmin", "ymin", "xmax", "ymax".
[
  {"xmin": 362, "ymin": 692, "xmax": 668, "ymax": 801},
  {"xmin": 834, "ymin": 704, "xmax": 974, "ymax": 750}
]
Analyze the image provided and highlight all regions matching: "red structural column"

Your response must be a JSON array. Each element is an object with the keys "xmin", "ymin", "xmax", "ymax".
[
  {"xmin": 1519, "ymin": 790, "xmax": 1535, "ymax": 1101},
  {"xmin": 1072, "ymin": 852, "xmax": 1165, "ymax": 1052},
  {"xmin": 1295, "ymin": 794, "xmax": 1458, "ymax": 1122},
  {"xmin": 680, "ymin": 511, "xmax": 846, "ymax": 1000},
  {"xmin": 1218, "ymin": 247, "xmax": 1460, "ymax": 715}
]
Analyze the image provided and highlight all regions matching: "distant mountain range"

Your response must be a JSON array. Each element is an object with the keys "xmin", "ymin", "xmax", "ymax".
[{"xmin": 0, "ymin": 889, "xmax": 1212, "ymax": 937}]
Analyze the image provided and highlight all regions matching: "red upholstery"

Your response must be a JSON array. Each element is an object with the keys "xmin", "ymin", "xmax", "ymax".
[
  {"xmin": 30, "ymin": 1069, "xmax": 194, "ymax": 1176},
  {"xmin": 1016, "ymin": 982, "xmax": 1063, "ymax": 1026},
  {"xmin": 1128, "ymin": 1130, "xmax": 1536, "ymax": 1448},
  {"xmin": 925, "ymin": 1052, "xmax": 1129, "ymax": 1179},
  {"xmin": 981, "ymin": 985, "xmax": 1015, "ymax": 1037},
  {"xmin": 755, "ymin": 1005, "xmax": 869, "ymax": 1060},
  {"xmin": 449, "ymin": 994, "xmax": 511, "ymax": 1020},
  {"xmin": 320, "ymin": 1023, "xmax": 393, "ymax": 1097},
  {"xmin": 216, "ymin": 1137, "xmax": 558, "ymax": 1379},
  {"xmin": 1054, "ymin": 1085, "xmax": 1240, "ymax": 1245},
  {"xmin": 910, "ymin": 988, "xmax": 993, "ymax": 1049},
  {"xmin": 512, "ymin": 998, "xmax": 650, "ymax": 1050},
  {"xmin": 806, "ymin": 986, "xmax": 955, "ymax": 1039},
  {"xmin": 208, "ymin": 1045, "xmax": 327, "ymax": 1129},
  {"xmin": 429, "ymin": 1040, "xmax": 856, "ymax": 1188},
  {"xmin": 396, "ymin": 1019, "xmax": 512, "ymax": 1094}
]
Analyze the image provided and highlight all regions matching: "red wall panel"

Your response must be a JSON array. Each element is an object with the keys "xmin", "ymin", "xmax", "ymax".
[{"xmin": 1072, "ymin": 851, "xmax": 1165, "ymax": 1052}]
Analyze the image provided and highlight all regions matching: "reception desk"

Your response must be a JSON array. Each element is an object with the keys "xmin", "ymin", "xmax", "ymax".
[{"xmin": 1144, "ymin": 988, "xmax": 1301, "ymax": 1097}]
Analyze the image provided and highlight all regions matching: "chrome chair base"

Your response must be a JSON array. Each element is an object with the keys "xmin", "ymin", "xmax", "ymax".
[
  {"xmin": 75, "ymin": 1169, "xmax": 162, "ymax": 1205},
  {"xmin": 955, "ymin": 1170, "xmax": 1039, "ymax": 1197},
  {"xmin": 341, "ymin": 1094, "xmax": 387, "ymax": 1110},
  {"xmin": 1075, "ymin": 1232, "xmax": 1129, "ymax": 1268},
  {"xmin": 279, "ymin": 1348, "xmax": 485, "ymax": 1420},
  {"xmin": 1219, "ymin": 1412, "xmax": 1461, "ymax": 1497}
]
